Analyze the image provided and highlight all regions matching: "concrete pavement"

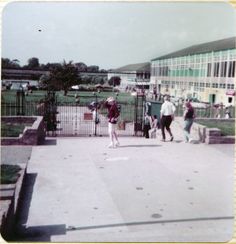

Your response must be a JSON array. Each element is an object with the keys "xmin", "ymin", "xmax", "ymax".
[{"xmin": 14, "ymin": 120, "xmax": 235, "ymax": 242}]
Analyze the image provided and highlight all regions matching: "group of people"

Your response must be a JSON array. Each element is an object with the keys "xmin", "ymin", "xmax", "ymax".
[
  {"xmin": 143, "ymin": 95, "xmax": 195, "ymax": 143},
  {"xmin": 104, "ymin": 94, "xmax": 196, "ymax": 148}
]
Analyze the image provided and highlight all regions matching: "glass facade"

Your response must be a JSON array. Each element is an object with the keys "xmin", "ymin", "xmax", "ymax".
[{"xmin": 151, "ymin": 48, "xmax": 236, "ymax": 104}]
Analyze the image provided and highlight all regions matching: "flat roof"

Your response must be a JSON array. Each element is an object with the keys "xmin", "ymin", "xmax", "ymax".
[
  {"xmin": 152, "ymin": 36, "xmax": 236, "ymax": 61},
  {"xmin": 110, "ymin": 62, "xmax": 150, "ymax": 73}
]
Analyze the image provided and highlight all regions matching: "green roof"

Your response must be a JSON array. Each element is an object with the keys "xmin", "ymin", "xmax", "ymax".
[
  {"xmin": 152, "ymin": 36, "xmax": 236, "ymax": 61},
  {"xmin": 111, "ymin": 62, "xmax": 150, "ymax": 73}
]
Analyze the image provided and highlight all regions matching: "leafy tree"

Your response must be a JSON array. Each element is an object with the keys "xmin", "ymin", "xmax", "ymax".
[
  {"xmin": 80, "ymin": 74, "xmax": 91, "ymax": 84},
  {"xmin": 87, "ymin": 65, "xmax": 99, "ymax": 73},
  {"xmin": 100, "ymin": 69, "xmax": 107, "ymax": 73},
  {"xmin": 40, "ymin": 60, "xmax": 80, "ymax": 95},
  {"xmin": 27, "ymin": 57, "xmax": 40, "ymax": 69},
  {"xmin": 75, "ymin": 62, "xmax": 87, "ymax": 72},
  {"xmin": 108, "ymin": 76, "xmax": 121, "ymax": 87},
  {"xmin": 2, "ymin": 58, "xmax": 20, "ymax": 69}
]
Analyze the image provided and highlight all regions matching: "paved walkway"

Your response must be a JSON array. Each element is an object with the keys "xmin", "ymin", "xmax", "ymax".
[{"xmin": 14, "ymin": 120, "xmax": 234, "ymax": 242}]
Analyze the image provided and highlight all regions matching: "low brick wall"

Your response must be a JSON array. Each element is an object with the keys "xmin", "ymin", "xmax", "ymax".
[
  {"xmin": 175, "ymin": 117, "xmax": 235, "ymax": 144},
  {"xmin": 191, "ymin": 122, "xmax": 206, "ymax": 143},
  {"xmin": 194, "ymin": 119, "xmax": 235, "ymax": 144},
  {"xmin": 0, "ymin": 165, "xmax": 27, "ymax": 240},
  {"xmin": 1, "ymin": 116, "xmax": 46, "ymax": 145}
]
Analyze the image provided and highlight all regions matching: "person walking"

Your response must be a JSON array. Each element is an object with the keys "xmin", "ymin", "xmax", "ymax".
[
  {"xmin": 148, "ymin": 115, "xmax": 159, "ymax": 138},
  {"xmin": 160, "ymin": 95, "xmax": 176, "ymax": 142},
  {"xmin": 183, "ymin": 101, "xmax": 195, "ymax": 143},
  {"xmin": 143, "ymin": 113, "xmax": 151, "ymax": 138},
  {"xmin": 104, "ymin": 97, "xmax": 120, "ymax": 148}
]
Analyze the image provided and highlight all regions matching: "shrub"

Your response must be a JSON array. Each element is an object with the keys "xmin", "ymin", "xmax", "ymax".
[{"xmin": 0, "ymin": 164, "xmax": 22, "ymax": 184}]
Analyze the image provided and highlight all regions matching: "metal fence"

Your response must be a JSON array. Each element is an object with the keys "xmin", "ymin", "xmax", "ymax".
[
  {"xmin": 175, "ymin": 105, "xmax": 235, "ymax": 119},
  {"xmin": 56, "ymin": 101, "xmax": 136, "ymax": 136},
  {"xmin": 1, "ymin": 100, "xmax": 136, "ymax": 137}
]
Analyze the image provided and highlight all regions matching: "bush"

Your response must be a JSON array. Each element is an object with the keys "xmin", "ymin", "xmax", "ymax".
[
  {"xmin": 0, "ymin": 164, "xmax": 22, "ymax": 184},
  {"xmin": 1, "ymin": 122, "xmax": 28, "ymax": 137}
]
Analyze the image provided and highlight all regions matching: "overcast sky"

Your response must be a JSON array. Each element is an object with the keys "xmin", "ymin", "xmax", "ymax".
[{"xmin": 2, "ymin": 1, "xmax": 236, "ymax": 69}]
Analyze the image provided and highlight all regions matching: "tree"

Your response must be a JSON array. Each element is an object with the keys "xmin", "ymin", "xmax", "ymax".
[
  {"xmin": 40, "ymin": 60, "xmax": 80, "ymax": 95},
  {"xmin": 27, "ymin": 57, "xmax": 40, "ymax": 69},
  {"xmin": 87, "ymin": 65, "xmax": 99, "ymax": 73},
  {"xmin": 75, "ymin": 62, "xmax": 87, "ymax": 72},
  {"xmin": 2, "ymin": 58, "xmax": 20, "ymax": 69},
  {"xmin": 108, "ymin": 76, "xmax": 121, "ymax": 87}
]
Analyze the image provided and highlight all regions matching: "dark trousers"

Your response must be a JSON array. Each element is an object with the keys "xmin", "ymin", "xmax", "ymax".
[
  {"xmin": 143, "ymin": 125, "xmax": 151, "ymax": 138},
  {"xmin": 161, "ymin": 115, "xmax": 173, "ymax": 140}
]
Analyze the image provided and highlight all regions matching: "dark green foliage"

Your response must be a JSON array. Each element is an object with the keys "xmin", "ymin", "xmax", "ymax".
[
  {"xmin": 1, "ymin": 123, "xmax": 28, "ymax": 137},
  {"xmin": 0, "ymin": 164, "xmax": 22, "ymax": 184},
  {"xmin": 40, "ymin": 60, "xmax": 80, "ymax": 95},
  {"xmin": 108, "ymin": 76, "xmax": 121, "ymax": 87}
]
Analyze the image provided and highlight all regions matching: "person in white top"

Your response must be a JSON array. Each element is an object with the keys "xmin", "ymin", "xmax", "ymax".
[{"xmin": 160, "ymin": 95, "xmax": 176, "ymax": 141}]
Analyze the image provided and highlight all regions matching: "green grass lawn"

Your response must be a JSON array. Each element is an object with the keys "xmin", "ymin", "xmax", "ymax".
[
  {"xmin": 0, "ymin": 164, "xmax": 21, "ymax": 184},
  {"xmin": 1, "ymin": 122, "xmax": 31, "ymax": 137},
  {"xmin": 197, "ymin": 120, "xmax": 235, "ymax": 136},
  {"xmin": 1, "ymin": 90, "xmax": 135, "ymax": 104}
]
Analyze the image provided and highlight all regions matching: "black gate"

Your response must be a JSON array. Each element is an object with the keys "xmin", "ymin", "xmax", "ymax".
[{"xmin": 55, "ymin": 94, "xmax": 135, "ymax": 137}]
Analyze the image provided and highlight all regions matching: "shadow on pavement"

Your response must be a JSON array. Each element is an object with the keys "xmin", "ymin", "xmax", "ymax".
[
  {"xmin": 119, "ymin": 144, "xmax": 162, "ymax": 148},
  {"xmin": 42, "ymin": 138, "xmax": 57, "ymax": 146},
  {"xmin": 12, "ymin": 173, "xmax": 66, "ymax": 241},
  {"xmin": 14, "ymin": 224, "xmax": 66, "ymax": 242}
]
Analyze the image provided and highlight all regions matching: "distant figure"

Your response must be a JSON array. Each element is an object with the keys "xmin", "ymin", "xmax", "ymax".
[
  {"xmin": 148, "ymin": 115, "xmax": 159, "ymax": 138},
  {"xmin": 215, "ymin": 106, "xmax": 221, "ymax": 118},
  {"xmin": 225, "ymin": 107, "xmax": 232, "ymax": 119},
  {"xmin": 183, "ymin": 102, "xmax": 195, "ymax": 143},
  {"xmin": 153, "ymin": 87, "xmax": 157, "ymax": 101},
  {"xmin": 143, "ymin": 113, "xmax": 151, "ymax": 138},
  {"xmin": 104, "ymin": 97, "xmax": 120, "ymax": 148},
  {"xmin": 160, "ymin": 95, "xmax": 176, "ymax": 142}
]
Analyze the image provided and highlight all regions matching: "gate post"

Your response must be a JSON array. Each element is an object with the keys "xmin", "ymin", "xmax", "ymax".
[
  {"xmin": 44, "ymin": 90, "xmax": 58, "ymax": 136},
  {"xmin": 134, "ymin": 94, "xmax": 146, "ymax": 136},
  {"xmin": 16, "ymin": 88, "xmax": 25, "ymax": 115}
]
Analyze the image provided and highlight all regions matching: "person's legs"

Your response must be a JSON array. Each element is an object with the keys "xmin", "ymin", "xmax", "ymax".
[
  {"xmin": 149, "ymin": 128, "xmax": 154, "ymax": 138},
  {"xmin": 113, "ymin": 129, "xmax": 120, "ymax": 146},
  {"xmin": 161, "ymin": 117, "xmax": 166, "ymax": 140},
  {"xmin": 165, "ymin": 116, "xmax": 173, "ymax": 140},
  {"xmin": 108, "ymin": 123, "xmax": 115, "ymax": 147},
  {"xmin": 184, "ymin": 119, "xmax": 193, "ymax": 142},
  {"xmin": 144, "ymin": 125, "xmax": 150, "ymax": 138},
  {"xmin": 183, "ymin": 120, "xmax": 189, "ymax": 142}
]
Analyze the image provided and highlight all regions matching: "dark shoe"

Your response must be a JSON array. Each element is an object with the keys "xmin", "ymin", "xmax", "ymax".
[{"xmin": 170, "ymin": 136, "xmax": 174, "ymax": 141}]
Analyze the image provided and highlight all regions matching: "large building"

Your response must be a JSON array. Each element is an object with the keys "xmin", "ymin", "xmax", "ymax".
[
  {"xmin": 108, "ymin": 62, "xmax": 150, "ymax": 90},
  {"xmin": 150, "ymin": 37, "xmax": 236, "ymax": 106}
]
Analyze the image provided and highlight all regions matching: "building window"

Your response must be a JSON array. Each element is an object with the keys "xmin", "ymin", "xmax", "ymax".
[
  {"xmin": 228, "ymin": 97, "xmax": 233, "ymax": 103},
  {"xmin": 212, "ymin": 83, "xmax": 218, "ymax": 88},
  {"xmin": 228, "ymin": 61, "xmax": 235, "ymax": 77},
  {"xmin": 219, "ymin": 83, "xmax": 226, "ymax": 89},
  {"xmin": 213, "ymin": 63, "xmax": 220, "ymax": 77},
  {"xmin": 220, "ymin": 62, "xmax": 227, "ymax": 77},
  {"xmin": 227, "ymin": 84, "xmax": 235, "ymax": 89},
  {"xmin": 207, "ymin": 63, "xmax": 212, "ymax": 77}
]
